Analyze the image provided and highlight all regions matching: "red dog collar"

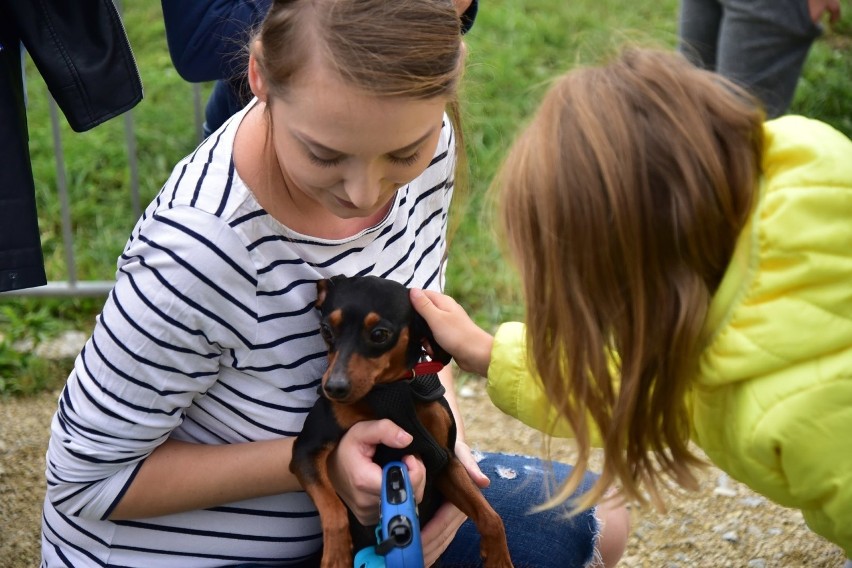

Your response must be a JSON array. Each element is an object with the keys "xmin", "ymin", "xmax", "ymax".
[{"xmin": 403, "ymin": 360, "xmax": 445, "ymax": 379}]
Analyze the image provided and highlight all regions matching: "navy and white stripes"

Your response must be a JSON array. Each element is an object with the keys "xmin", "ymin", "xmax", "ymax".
[{"xmin": 41, "ymin": 99, "xmax": 455, "ymax": 566}]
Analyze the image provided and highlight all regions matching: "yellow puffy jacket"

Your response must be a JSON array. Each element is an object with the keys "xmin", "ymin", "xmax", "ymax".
[{"xmin": 486, "ymin": 116, "xmax": 852, "ymax": 555}]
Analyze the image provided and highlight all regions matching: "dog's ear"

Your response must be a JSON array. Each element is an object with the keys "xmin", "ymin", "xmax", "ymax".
[
  {"xmin": 411, "ymin": 311, "xmax": 452, "ymax": 365},
  {"xmin": 315, "ymin": 279, "xmax": 330, "ymax": 309},
  {"xmin": 316, "ymin": 275, "xmax": 347, "ymax": 309}
]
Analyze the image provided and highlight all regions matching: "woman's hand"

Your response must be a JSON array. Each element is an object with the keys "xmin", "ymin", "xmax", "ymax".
[
  {"xmin": 328, "ymin": 420, "xmax": 426, "ymax": 526},
  {"xmin": 454, "ymin": 439, "xmax": 490, "ymax": 489},
  {"xmin": 420, "ymin": 499, "xmax": 467, "ymax": 566},
  {"xmin": 419, "ymin": 440, "xmax": 490, "ymax": 565},
  {"xmin": 410, "ymin": 288, "xmax": 495, "ymax": 377}
]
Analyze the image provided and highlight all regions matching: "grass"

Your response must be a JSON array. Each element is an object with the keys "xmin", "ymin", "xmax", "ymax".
[{"xmin": 1, "ymin": 0, "xmax": 850, "ymax": 395}]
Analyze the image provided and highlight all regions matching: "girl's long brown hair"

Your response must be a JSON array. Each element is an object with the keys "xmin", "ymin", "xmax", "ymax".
[{"xmin": 495, "ymin": 48, "xmax": 765, "ymax": 511}]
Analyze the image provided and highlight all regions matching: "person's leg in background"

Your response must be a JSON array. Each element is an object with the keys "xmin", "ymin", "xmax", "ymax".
[
  {"xmin": 714, "ymin": 0, "xmax": 822, "ymax": 118},
  {"xmin": 677, "ymin": 0, "xmax": 724, "ymax": 69}
]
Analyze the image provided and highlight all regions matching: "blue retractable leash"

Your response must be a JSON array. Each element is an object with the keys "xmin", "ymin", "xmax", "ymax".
[{"xmin": 354, "ymin": 461, "xmax": 424, "ymax": 568}]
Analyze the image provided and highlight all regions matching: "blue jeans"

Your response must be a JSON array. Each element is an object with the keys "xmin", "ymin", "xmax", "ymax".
[
  {"xmin": 677, "ymin": 0, "xmax": 822, "ymax": 118},
  {"xmin": 235, "ymin": 453, "xmax": 600, "ymax": 567},
  {"xmin": 441, "ymin": 452, "xmax": 599, "ymax": 567}
]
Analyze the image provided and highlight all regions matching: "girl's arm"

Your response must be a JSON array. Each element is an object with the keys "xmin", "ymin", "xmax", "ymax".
[{"xmin": 411, "ymin": 289, "xmax": 579, "ymax": 440}]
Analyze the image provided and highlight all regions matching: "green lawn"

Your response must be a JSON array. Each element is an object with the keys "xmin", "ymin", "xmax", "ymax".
[{"xmin": 1, "ymin": 0, "xmax": 850, "ymax": 395}]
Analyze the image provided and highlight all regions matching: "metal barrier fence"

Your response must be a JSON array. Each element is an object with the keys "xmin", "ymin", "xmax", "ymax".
[{"xmin": 2, "ymin": 83, "xmax": 205, "ymax": 298}]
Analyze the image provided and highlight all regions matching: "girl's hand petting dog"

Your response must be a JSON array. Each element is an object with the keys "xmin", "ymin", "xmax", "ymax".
[{"xmin": 410, "ymin": 288, "xmax": 495, "ymax": 377}]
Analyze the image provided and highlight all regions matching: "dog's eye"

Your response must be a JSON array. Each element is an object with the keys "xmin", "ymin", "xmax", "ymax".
[
  {"xmin": 319, "ymin": 323, "xmax": 334, "ymax": 343},
  {"xmin": 369, "ymin": 328, "xmax": 391, "ymax": 344}
]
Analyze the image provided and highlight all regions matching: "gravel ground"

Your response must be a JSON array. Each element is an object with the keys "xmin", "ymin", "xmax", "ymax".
[{"xmin": 0, "ymin": 370, "xmax": 846, "ymax": 567}]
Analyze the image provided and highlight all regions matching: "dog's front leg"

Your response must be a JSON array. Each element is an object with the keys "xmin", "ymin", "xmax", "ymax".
[
  {"xmin": 436, "ymin": 457, "xmax": 514, "ymax": 567},
  {"xmin": 294, "ymin": 446, "xmax": 355, "ymax": 568}
]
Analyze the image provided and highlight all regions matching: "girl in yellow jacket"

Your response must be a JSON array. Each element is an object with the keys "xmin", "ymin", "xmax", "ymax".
[{"xmin": 411, "ymin": 47, "xmax": 852, "ymax": 563}]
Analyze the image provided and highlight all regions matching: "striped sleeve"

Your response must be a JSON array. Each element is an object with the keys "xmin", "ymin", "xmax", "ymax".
[{"xmin": 45, "ymin": 206, "xmax": 258, "ymax": 519}]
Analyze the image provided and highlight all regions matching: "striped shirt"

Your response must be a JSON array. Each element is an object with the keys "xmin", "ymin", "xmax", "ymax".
[{"xmin": 41, "ymin": 99, "xmax": 456, "ymax": 567}]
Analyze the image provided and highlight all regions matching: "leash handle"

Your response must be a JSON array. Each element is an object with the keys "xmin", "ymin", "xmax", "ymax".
[{"xmin": 354, "ymin": 461, "xmax": 423, "ymax": 568}]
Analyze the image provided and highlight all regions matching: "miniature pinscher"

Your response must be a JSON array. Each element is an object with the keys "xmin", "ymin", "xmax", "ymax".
[{"xmin": 290, "ymin": 275, "xmax": 513, "ymax": 568}]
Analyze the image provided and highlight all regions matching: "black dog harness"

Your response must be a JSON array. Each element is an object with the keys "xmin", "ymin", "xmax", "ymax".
[{"xmin": 364, "ymin": 365, "xmax": 453, "ymax": 473}]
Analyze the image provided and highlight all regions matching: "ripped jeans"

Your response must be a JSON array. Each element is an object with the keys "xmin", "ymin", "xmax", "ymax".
[
  {"xmin": 236, "ymin": 453, "xmax": 600, "ymax": 567},
  {"xmin": 441, "ymin": 452, "xmax": 600, "ymax": 568}
]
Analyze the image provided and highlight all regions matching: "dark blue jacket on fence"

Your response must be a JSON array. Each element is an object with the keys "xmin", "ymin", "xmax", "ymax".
[{"xmin": 0, "ymin": 0, "xmax": 143, "ymax": 292}]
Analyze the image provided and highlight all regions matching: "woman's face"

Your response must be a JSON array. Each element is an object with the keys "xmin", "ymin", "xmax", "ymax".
[{"xmin": 258, "ymin": 59, "xmax": 448, "ymax": 220}]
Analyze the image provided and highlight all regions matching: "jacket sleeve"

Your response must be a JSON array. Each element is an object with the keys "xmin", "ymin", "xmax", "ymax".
[
  {"xmin": 9, "ymin": 0, "xmax": 142, "ymax": 132},
  {"xmin": 161, "ymin": 0, "xmax": 271, "ymax": 83},
  {"xmin": 486, "ymin": 322, "xmax": 577, "ymax": 438}
]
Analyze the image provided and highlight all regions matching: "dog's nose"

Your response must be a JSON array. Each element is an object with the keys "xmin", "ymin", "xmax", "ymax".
[{"xmin": 323, "ymin": 377, "xmax": 351, "ymax": 400}]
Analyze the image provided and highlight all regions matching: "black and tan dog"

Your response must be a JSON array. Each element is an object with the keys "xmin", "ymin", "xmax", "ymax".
[{"xmin": 290, "ymin": 275, "xmax": 513, "ymax": 568}]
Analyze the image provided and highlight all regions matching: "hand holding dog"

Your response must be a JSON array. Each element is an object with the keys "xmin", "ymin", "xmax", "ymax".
[
  {"xmin": 410, "ymin": 288, "xmax": 494, "ymax": 378},
  {"xmin": 328, "ymin": 419, "xmax": 427, "ymax": 526},
  {"xmin": 326, "ymin": 417, "xmax": 490, "ymax": 565}
]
